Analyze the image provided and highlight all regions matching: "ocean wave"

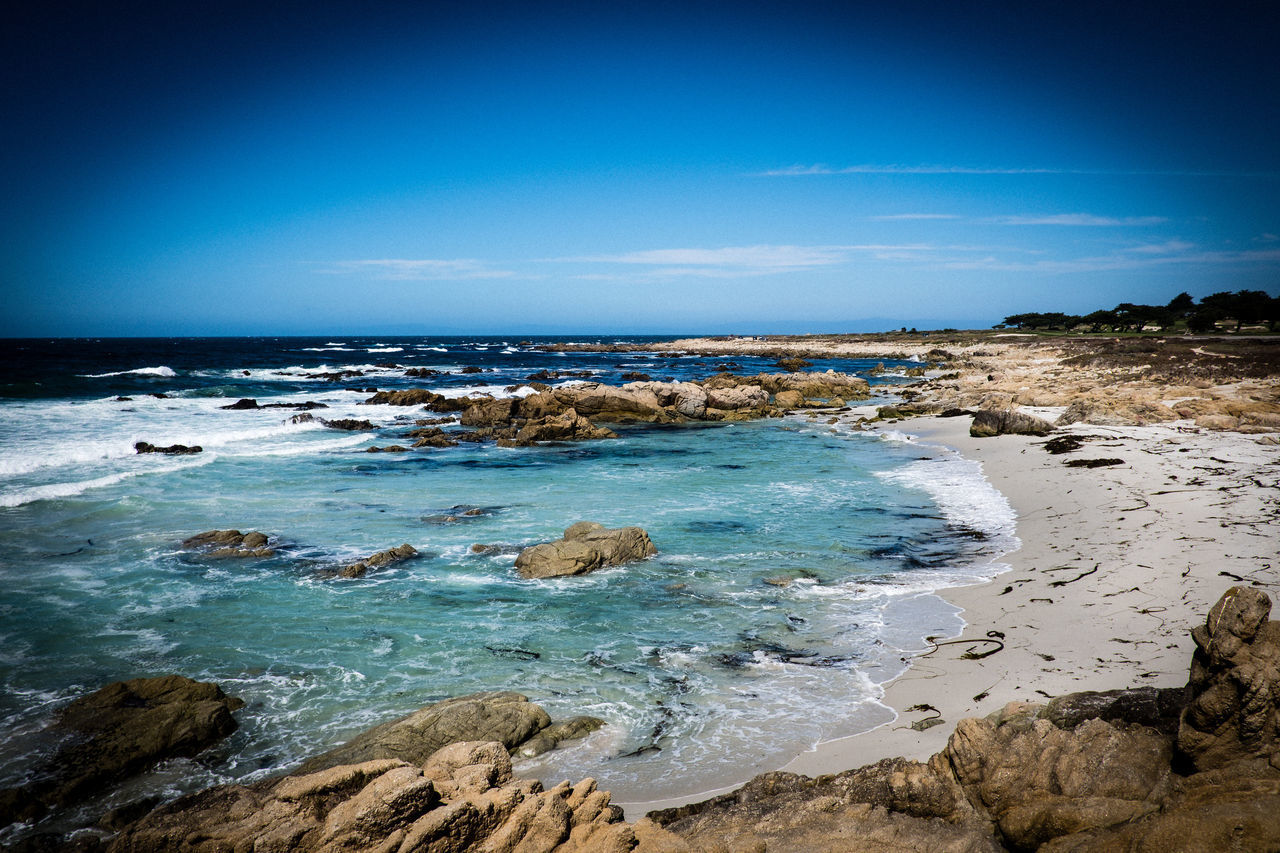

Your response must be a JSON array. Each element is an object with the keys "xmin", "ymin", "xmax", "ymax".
[
  {"xmin": 0, "ymin": 456, "xmax": 213, "ymax": 508},
  {"xmin": 367, "ymin": 347, "xmax": 403, "ymax": 353},
  {"xmin": 875, "ymin": 451, "xmax": 1018, "ymax": 548},
  {"xmin": 81, "ymin": 366, "xmax": 176, "ymax": 378}
]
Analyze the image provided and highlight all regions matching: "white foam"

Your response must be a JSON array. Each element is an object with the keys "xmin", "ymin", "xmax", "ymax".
[
  {"xmin": 367, "ymin": 347, "xmax": 403, "ymax": 353},
  {"xmin": 82, "ymin": 366, "xmax": 176, "ymax": 378},
  {"xmin": 0, "ymin": 456, "xmax": 213, "ymax": 508},
  {"xmin": 876, "ymin": 451, "xmax": 1018, "ymax": 546}
]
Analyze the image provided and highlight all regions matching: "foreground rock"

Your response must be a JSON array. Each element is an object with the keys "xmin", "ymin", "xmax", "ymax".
[
  {"xmin": 298, "ymin": 692, "xmax": 557, "ymax": 775},
  {"xmin": 514, "ymin": 522, "xmax": 657, "ymax": 579},
  {"xmin": 180, "ymin": 529, "xmax": 275, "ymax": 558},
  {"xmin": 109, "ymin": 741, "xmax": 664, "ymax": 853},
  {"xmin": 0, "ymin": 676, "xmax": 243, "ymax": 826},
  {"xmin": 650, "ymin": 586, "xmax": 1280, "ymax": 852}
]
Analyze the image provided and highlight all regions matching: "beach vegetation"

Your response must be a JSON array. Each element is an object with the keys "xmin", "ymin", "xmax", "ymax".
[{"xmin": 997, "ymin": 290, "xmax": 1280, "ymax": 334}]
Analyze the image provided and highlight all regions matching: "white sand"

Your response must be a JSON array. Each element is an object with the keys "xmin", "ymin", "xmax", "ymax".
[{"xmin": 620, "ymin": 414, "xmax": 1279, "ymax": 814}]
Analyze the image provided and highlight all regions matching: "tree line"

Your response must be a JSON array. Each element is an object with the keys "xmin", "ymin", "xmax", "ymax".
[{"xmin": 997, "ymin": 290, "xmax": 1279, "ymax": 333}]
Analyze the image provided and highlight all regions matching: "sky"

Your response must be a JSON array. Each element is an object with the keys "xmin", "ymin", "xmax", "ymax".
[{"xmin": 3, "ymin": 0, "xmax": 1279, "ymax": 336}]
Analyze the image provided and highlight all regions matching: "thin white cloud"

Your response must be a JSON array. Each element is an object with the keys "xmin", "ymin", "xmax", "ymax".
[
  {"xmin": 867, "ymin": 213, "xmax": 961, "ymax": 221},
  {"xmin": 1122, "ymin": 240, "xmax": 1197, "ymax": 254},
  {"xmin": 990, "ymin": 213, "xmax": 1167, "ymax": 227},
  {"xmin": 938, "ymin": 246, "xmax": 1280, "ymax": 274},
  {"xmin": 758, "ymin": 164, "xmax": 1280, "ymax": 178},
  {"xmin": 551, "ymin": 244, "xmax": 940, "ymax": 277},
  {"xmin": 322, "ymin": 259, "xmax": 516, "ymax": 280}
]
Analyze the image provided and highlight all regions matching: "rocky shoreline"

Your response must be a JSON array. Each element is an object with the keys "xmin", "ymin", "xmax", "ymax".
[
  {"xmin": 7, "ymin": 588, "xmax": 1280, "ymax": 851},
  {"xmin": 5, "ymin": 332, "xmax": 1277, "ymax": 850}
]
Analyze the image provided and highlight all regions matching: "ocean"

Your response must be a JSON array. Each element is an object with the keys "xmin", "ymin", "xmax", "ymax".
[{"xmin": 0, "ymin": 336, "xmax": 1015, "ymax": 824}]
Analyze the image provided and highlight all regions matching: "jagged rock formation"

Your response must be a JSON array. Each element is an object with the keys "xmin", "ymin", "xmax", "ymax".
[
  {"xmin": 0, "ymin": 676, "xmax": 243, "ymax": 826},
  {"xmin": 650, "ymin": 586, "xmax": 1280, "ymax": 852},
  {"xmin": 107, "ymin": 741, "xmax": 666, "ymax": 853},
  {"xmin": 514, "ymin": 523, "xmax": 657, "ymax": 579}
]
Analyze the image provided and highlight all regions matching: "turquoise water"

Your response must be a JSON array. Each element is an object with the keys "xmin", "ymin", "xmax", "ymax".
[{"xmin": 0, "ymin": 337, "xmax": 1015, "ymax": 821}]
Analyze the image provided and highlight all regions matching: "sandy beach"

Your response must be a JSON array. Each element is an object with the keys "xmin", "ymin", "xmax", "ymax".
[{"xmin": 619, "ymin": 334, "xmax": 1280, "ymax": 816}]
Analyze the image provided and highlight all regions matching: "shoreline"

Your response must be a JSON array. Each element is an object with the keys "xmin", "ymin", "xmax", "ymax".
[{"xmin": 617, "ymin": 408, "xmax": 1279, "ymax": 816}]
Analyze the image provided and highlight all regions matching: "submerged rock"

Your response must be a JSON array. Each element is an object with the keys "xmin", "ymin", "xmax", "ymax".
[
  {"xmin": 514, "ymin": 522, "xmax": 657, "ymax": 579},
  {"xmin": 0, "ymin": 676, "xmax": 243, "ymax": 826},
  {"xmin": 181, "ymin": 529, "xmax": 275, "ymax": 558},
  {"xmin": 337, "ymin": 544, "xmax": 418, "ymax": 579},
  {"xmin": 321, "ymin": 418, "xmax": 377, "ymax": 431},
  {"xmin": 134, "ymin": 441, "xmax": 202, "ymax": 455}
]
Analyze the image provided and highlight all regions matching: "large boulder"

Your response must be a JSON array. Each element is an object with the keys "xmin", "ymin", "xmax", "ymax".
[
  {"xmin": 1056, "ymin": 399, "xmax": 1179, "ymax": 427},
  {"xmin": 1177, "ymin": 585, "xmax": 1280, "ymax": 771},
  {"xmin": 706, "ymin": 384, "xmax": 769, "ymax": 411},
  {"xmin": 460, "ymin": 397, "xmax": 519, "ymax": 427},
  {"xmin": 363, "ymin": 388, "xmax": 470, "ymax": 412},
  {"xmin": 514, "ymin": 522, "xmax": 657, "ymax": 579},
  {"xmin": 0, "ymin": 675, "xmax": 243, "ymax": 825},
  {"xmin": 295, "ymin": 692, "xmax": 552, "ymax": 775},
  {"xmin": 970, "ymin": 408, "xmax": 1055, "ymax": 437},
  {"xmin": 553, "ymin": 383, "xmax": 667, "ymax": 422}
]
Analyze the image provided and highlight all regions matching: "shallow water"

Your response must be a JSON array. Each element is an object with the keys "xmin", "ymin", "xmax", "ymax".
[{"xmin": 0, "ymin": 336, "xmax": 1014, "ymax": 822}]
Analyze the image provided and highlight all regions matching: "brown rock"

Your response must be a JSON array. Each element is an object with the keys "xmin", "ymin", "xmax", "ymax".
[
  {"xmin": 1178, "ymin": 586, "xmax": 1280, "ymax": 771},
  {"xmin": 510, "ymin": 409, "xmax": 617, "ymax": 446},
  {"xmin": 295, "ymin": 691, "xmax": 552, "ymax": 774},
  {"xmin": 0, "ymin": 676, "xmax": 243, "ymax": 825},
  {"xmin": 337, "ymin": 543, "xmax": 418, "ymax": 579},
  {"xmin": 970, "ymin": 408, "xmax": 1055, "ymax": 437},
  {"xmin": 514, "ymin": 522, "xmax": 657, "ymax": 579}
]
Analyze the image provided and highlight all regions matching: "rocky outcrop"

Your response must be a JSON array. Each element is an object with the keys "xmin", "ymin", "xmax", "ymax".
[
  {"xmin": 364, "ymin": 389, "xmax": 472, "ymax": 411},
  {"xmin": 337, "ymin": 544, "xmax": 418, "ymax": 579},
  {"xmin": 180, "ymin": 529, "xmax": 275, "ymax": 558},
  {"xmin": 108, "ymin": 742, "xmax": 649, "ymax": 853},
  {"xmin": 1177, "ymin": 585, "xmax": 1280, "ymax": 771},
  {"xmin": 1056, "ymin": 400, "xmax": 1179, "ymax": 427},
  {"xmin": 970, "ymin": 408, "xmax": 1055, "ymax": 437},
  {"xmin": 552, "ymin": 383, "xmax": 669, "ymax": 423},
  {"xmin": 322, "ymin": 418, "xmax": 377, "ymax": 431},
  {"xmin": 651, "ymin": 587, "xmax": 1280, "ymax": 853},
  {"xmin": 0, "ymin": 676, "xmax": 243, "ymax": 826},
  {"xmin": 500, "ymin": 410, "xmax": 618, "ymax": 447},
  {"xmin": 134, "ymin": 442, "xmax": 201, "ymax": 455},
  {"xmin": 296, "ymin": 692, "xmax": 556, "ymax": 774},
  {"xmin": 514, "ymin": 522, "xmax": 657, "ymax": 579}
]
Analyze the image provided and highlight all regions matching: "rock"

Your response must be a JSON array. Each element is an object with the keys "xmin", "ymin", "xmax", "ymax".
[
  {"xmin": 180, "ymin": 529, "xmax": 275, "ymax": 558},
  {"xmin": 338, "ymin": 544, "xmax": 418, "ymax": 579},
  {"xmin": 515, "ymin": 715, "xmax": 607, "ymax": 758},
  {"xmin": 134, "ymin": 442, "xmax": 201, "ymax": 455},
  {"xmin": 775, "ymin": 389, "xmax": 805, "ymax": 409},
  {"xmin": 364, "ymin": 388, "xmax": 471, "ymax": 411},
  {"xmin": 705, "ymin": 384, "xmax": 768, "ymax": 411},
  {"xmin": 219, "ymin": 398, "xmax": 259, "ymax": 410},
  {"xmin": 553, "ymin": 383, "xmax": 667, "ymax": 422},
  {"xmin": 460, "ymin": 396, "xmax": 519, "ymax": 426},
  {"xmin": 321, "ymin": 418, "xmax": 377, "ymax": 431},
  {"xmin": 969, "ymin": 408, "xmax": 1054, "ymax": 437},
  {"xmin": 620, "ymin": 371, "xmax": 652, "ymax": 381},
  {"xmin": 1177, "ymin": 586, "xmax": 1280, "ymax": 772},
  {"xmin": 295, "ymin": 692, "xmax": 553, "ymax": 774},
  {"xmin": 404, "ymin": 367, "xmax": 442, "ymax": 378},
  {"xmin": 1195, "ymin": 413, "xmax": 1240, "ymax": 430},
  {"xmin": 774, "ymin": 357, "xmax": 813, "ymax": 371},
  {"xmin": 509, "ymin": 409, "xmax": 617, "ymax": 446},
  {"xmin": 109, "ymin": 741, "xmax": 635, "ymax": 853},
  {"xmin": 1057, "ymin": 399, "xmax": 1179, "ymax": 427},
  {"xmin": 514, "ymin": 522, "xmax": 657, "ymax": 579},
  {"xmin": 365, "ymin": 444, "xmax": 410, "ymax": 453},
  {"xmin": 0, "ymin": 676, "xmax": 243, "ymax": 825}
]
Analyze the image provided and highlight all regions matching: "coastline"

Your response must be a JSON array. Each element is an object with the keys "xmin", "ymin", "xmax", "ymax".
[{"xmin": 618, "ymin": 403, "xmax": 1279, "ymax": 816}]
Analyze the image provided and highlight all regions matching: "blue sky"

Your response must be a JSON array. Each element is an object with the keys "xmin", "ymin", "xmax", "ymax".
[{"xmin": 3, "ymin": 1, "xmax": 1278, "ymax": 336}]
